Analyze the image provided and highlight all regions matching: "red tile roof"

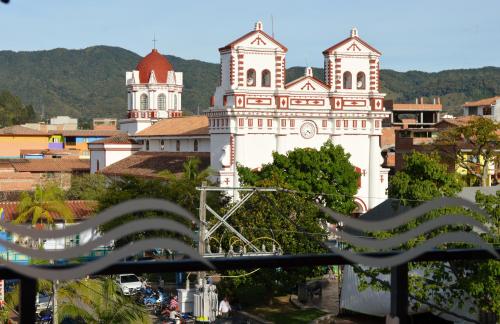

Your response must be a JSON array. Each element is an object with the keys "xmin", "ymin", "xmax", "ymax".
[
  {"xmin": 463, "ymin": 96, "xmax": 500, "ymax": 107},
  {"xmin": 0, "ymin": 125, "xmax": 48, "ymax": 136},
  {"xmin": 437, "ymin": 115, "xmax": 480, "ymax": 127},
  {"xmin": 9, "ymin": 159, "xmax": 90, "ymax": 172},
  {"xmin": 136, "ymin": 49, "xmax": 174, "ymax": 83},
  {"xmin": 0, "ymin": 200, "xmax": 97, "ymax": 222},
  {"xmin": 100, "ymin": 151, "xmax": 210, "ymax": 179},
  {"xmin": 136, "ymin": 116, "xmax": 209, "ymax": 137},
  {"xmin": 90, "ymin": 134, "xmax": 139, "ymax": 145},
  {"xmin": 58, "ymin": 130, "xmax": 125, "ymax": 137}
]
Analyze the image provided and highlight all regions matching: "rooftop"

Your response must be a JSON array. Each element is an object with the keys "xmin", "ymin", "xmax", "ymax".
[
  {"xmin": 0, "ymin": 125, "xmax": 48, "ymax": 136},
  {"xmin": 0, "ymin": 200, "xmax": 97, "ymax": 222},
  {"xmin": 8, "ymin": 159, "xmax": 90, "ymax": 172},
  {"xmin": 463, "ymin": 96, "xmax": 500, "ymax": 107},
  {"xmin": 99, "ymin": 151, "xmax": 210, "ymax": 179},
  {"xmin": 90, "ymin": 134, "xmax": 139, "ymax": 145},
  {"xmin": 57, "ymin": 130, "xmax": 125, "ymax": 137},
  {"xmin": 135, "ymin": 116, "xmax": 209, "ymax": 137}
]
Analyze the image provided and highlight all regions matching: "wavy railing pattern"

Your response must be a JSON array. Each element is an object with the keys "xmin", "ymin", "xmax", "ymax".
[
  {"xmin": 0, "ymin": 196, "xmax": 496, "ymax": 279},
  {"xmin": 0, "ymin": 198, "xmax": 211, "ymax": 280},
  {"xmin": 323, "ymin": 197, "xmax": 499, "ymax": 267}
]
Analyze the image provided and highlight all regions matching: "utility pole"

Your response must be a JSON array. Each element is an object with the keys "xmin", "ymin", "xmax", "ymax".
[{"xmin": 198, "ymin": 181, "xmax": 207, "ymax": 281}]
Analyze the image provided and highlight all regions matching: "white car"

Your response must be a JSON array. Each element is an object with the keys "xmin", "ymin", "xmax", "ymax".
[{"xmin": 116, "ymin": 274, "xmax": 143, "ymax": 295}]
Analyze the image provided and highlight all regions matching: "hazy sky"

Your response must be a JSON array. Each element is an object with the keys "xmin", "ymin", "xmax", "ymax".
[{"xmin": 1, "ymin": 0, "xmax": 499, "ymax": 72}]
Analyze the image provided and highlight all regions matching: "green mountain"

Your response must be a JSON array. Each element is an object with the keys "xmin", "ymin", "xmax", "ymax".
[{"xmin": 0, "ymin": 46, "xmax": 498, "ymax": 122}]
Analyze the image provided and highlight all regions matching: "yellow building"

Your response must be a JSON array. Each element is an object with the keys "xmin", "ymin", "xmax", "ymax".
[{"xmin": 0, "ymin": 126, "xmax": 49, "ymax": 158}]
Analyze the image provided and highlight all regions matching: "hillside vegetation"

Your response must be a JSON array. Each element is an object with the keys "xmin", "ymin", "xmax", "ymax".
[{"xmin": 0, "ymin": 46, "xmax": 498, "ymax": 121}]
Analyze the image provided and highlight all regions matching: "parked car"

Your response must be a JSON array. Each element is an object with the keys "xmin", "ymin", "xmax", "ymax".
[{"xmin": 116, "ymin": 274, "xmax": 143, "ymax": 295}]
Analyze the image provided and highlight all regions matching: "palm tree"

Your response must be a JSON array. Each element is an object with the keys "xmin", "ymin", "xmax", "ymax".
[
  {"xmin": 14, "ymin": 183, "xmax": 74, "ymax": 324},
  {"xmin": 57, "ymin": 277, "xmax": 151, "ymax": 323},
  {"xmin": 14, "ymin": 184, "xmax": 73, "ymax": 228}
]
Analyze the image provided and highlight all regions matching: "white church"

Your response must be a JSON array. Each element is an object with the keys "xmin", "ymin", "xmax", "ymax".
[{"xmin": 91, "ymin": 22, "xmax": 390, "ymax": 213}]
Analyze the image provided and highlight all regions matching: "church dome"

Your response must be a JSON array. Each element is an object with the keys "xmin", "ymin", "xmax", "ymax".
[{"xmin": 136, "ymin": 49, "xmax": 173, "ymax": 83}]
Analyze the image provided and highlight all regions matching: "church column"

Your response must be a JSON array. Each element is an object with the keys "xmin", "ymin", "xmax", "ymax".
[
  {"xmin": 233, "ymin": 133, "xmax": 244, "ymax": 199},
  {"xmin": 368, "ymin": 134, "xmax": 380, "ymax": 209}
]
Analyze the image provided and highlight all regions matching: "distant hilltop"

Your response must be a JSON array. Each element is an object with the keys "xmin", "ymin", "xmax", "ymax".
[{"xmin": 0, "ymin": 45, "xmax": 498, "ymax": 121}]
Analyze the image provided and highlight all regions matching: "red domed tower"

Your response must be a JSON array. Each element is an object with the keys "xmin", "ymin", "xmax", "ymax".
[{"xmin": 120, "ymin": 49, "xmax": 183, "ymax": 135}]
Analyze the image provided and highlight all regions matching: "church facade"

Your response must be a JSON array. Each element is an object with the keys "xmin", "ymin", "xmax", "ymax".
[
  {"xmin": 208, "ymin": 22, "xmax": 389, "ymax": 211},
  {"xmin": 94, "ymin": 22, "xmax": 390, "ymax": 212}
]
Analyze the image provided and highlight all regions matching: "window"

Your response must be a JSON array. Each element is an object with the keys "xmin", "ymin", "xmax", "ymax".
[
  {"xmin": 343, "ymin": 71, "xmax": 352, "ymax": 89},
  {"xmin": 176, "ymin": 140, "xmax": 180, "ymax": 152},
  {"xmin": 356, "ymin": 72, "xmax": 366, "ymax": 89},
  {"xmin": 140, "ymin": 94, "xmax": 149, "ymax": 110},
  {"xmin": 158, "ymin": 94, "xmax": 166, "ymax": 110},
  {"xmin": 194, "ymin": 139, "xmax": 199, "ymax": 152},
  {"xmin": 261, "ymin": 70, "xmax": 271, "ymax": 87},
  {"xmin": 96, "ymin": 160, "xmax": 100, "ymax": 171},
  {"xmin": 160, "ymin": 139, "xmax": 165, "ymax": 151},
  {"xmin": 145, "ymin": 140, "xmax": 149, "ymax": 151},
  {"xmin": 247, "ymin": 69, "xmax": 256, "ymax": 86}
]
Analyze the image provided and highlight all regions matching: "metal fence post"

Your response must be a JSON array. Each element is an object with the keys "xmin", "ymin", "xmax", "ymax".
[
  {"xmin": 391, "ymin": 263, "xmax": 409, "ymax": 324},
  {"xmin": 20, "ymin": 277, "xmax": 37, "ymax": 324}
]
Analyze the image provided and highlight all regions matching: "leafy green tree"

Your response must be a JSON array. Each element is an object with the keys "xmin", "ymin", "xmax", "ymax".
[
  {"xmin": 360, "ymin": 152, "xmax": 499, "ymax": 319},
  {"xmin": 240, "ymin": 140, "xmax": 360, "ymax": 214},
  {"xmin": 389, "ymin": 151, "xmax": 463, "ymax": 206},
  {"xmin": 0, "ymin": 90, "xmax": 37, "ymax": 127},
  {"xmin": 436, "ymin": 117, "xmax": 499, "ymax": 187},
  {"xmin": 98, "ymin": 158, "xmax": 218, "ymax": 248},
  {"xmin": 66, "ymin": 173, "xmax": 109, "ymax": 201},
  {"xmin": 216, "ymin": 177, "xmax": 328, "ymax": 305}
]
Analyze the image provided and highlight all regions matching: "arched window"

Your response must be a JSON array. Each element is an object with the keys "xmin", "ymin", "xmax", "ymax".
[
  {"xmin": 174, "ymin": 94, "xmax": 178, "ymax": 109},
  {"xmin": 193, "ymin": 139, "xmax": 198, "ymax": 152},
  {"xmin": 261, "ymin": 70, "xmax": 271, "ymax": 87},
  {"xmin": 343, "ymin": 72, "xmax": 352, "ymax": 89},
  {"xmin": 160, "ymin": 139, "xmax": 165, "ymax": 151},
  {"xmin": 145, "ymin": 140, "xmax": 149, "ymax": 151},
  {"xmin": 356, "ymin": 72, "xmax": 366, "ymax": 90},
  {"xmin": 247, "ymin": 69, "xmax": 256, "ymax": 86},
  {"xmin": 140, "ymin": 94, "xmax": 149, "ymax": 110},
  {"xmin": 176, "ymin": 140, "xmax": 180, "ymax": 152},
  {"xmin": 157, "ymin": 94, "xmax": 166, "ymax": 110}
]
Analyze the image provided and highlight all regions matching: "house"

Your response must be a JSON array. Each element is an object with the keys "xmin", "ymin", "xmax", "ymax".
[
  {"xmin": 60, "ymin": 129, "xmax": 125, "ymax": 159},
  {"xmin": 0, "ymin": 159, "xmax": 89, "ymax": 192},
  {"xmin": 0, "ymin": 126, "xmax": 50, "ymax": 159},
  {"xmin": 0, "ymin": 200, "xmax": 98, "ymax": 260},
  {"xmin": 463, "ymin": 96, "xmax": 500, "ymax": 121},
  {"xmin": 385, "ymin": 97, "xmax": 442, "ymax": 128}
]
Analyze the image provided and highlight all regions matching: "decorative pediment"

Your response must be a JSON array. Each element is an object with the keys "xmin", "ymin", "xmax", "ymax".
[
  {"xmin": 219, "ymin": 21, "xmax": 288, "ymax": 52},
  {"xmin": 148, "ymin": 70, "xmax": 157, "ymax": 84},
  {"xmin": 285, "ymin": 76, "xmax": 329, "ymax": 93},
  {"xmin": 323, "ymin": 28, "xmax": 381, "ymax": 55}
]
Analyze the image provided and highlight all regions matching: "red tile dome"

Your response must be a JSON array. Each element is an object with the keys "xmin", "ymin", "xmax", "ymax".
[{"xmin": 136, "ymin": 49, "xmax": 173, "ymax": 83}]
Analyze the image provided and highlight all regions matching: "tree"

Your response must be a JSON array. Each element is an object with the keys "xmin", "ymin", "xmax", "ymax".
[
  {"xmin": 14, "ymin": 183, "xmax": 73, "ymax": 230},
  {"xmin": 216, "ymin": 142, "xmax": 358, "ymax": 304},
  {"xmin": 388, "ymin": 151, "xmax": 463, "ymax": 207},
  {"xmin": 436, "ymin": 117, "xmax": 499, "ymax": 187},
  {"xmin": 0, "ymin": 90, "xmax": 37, "ymax": 128},
  {"xmin": 215, "ymin": 177, "xmax": 329, "ymax": 305},
  {"xmin": 360, "ymin": 152, "xmax": 500, "ymax": 319},
  {"xmin": 98, "ymin": 158, "xmax": 218, "ymax": 248},
  {"xmin": 240, "ymin": 140, "xmax": 360, "ymax": 214},
  {"xmin": 65, "ymin": 173, "xmax": 108, "ymax": 201},
  {"xmin": 14, "ymin": 183, "xmax": 74, "ymax": 324},
  {"xmin": 57, "ymin": 277, "xmax": 150, "ymax": 323}
]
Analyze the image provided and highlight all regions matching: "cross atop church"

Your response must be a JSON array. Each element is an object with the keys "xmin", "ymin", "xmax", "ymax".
[{"xmin": 152, "ymin": 35, "xmax": 158, "ymax": 50}]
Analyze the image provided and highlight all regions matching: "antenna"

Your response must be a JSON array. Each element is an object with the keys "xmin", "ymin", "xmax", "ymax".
[{"xmin": 271, "ymin": 15, "xmax": 275, "ymax": 38}]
